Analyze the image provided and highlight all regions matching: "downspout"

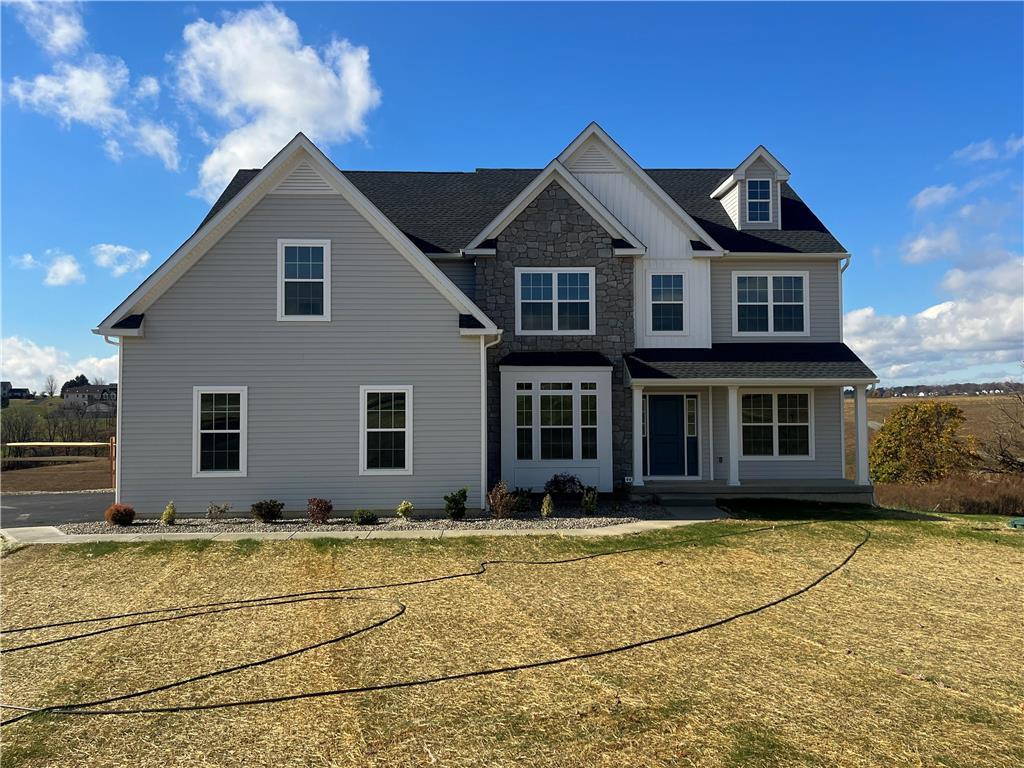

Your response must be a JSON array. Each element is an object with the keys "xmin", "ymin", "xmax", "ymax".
[
  {"xmin": 840, "ymin": 253, "xmax": 852, "ymax": 272},
  {"xmin": 103, "ymin": 335, "xmax": 122, "ymax": 503},
  {"xmin": 480, "ymin": 331, "xmax": 504, "ymax": 509}
]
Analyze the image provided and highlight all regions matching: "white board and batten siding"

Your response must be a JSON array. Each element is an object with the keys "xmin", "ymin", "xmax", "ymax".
[
  {"xmin": 565, "ymin": 137, "xmax": 712, "ymax": 348},
  {"xmin": 120, "ymin": 192, "xmax": 482, "ymax": 513}
]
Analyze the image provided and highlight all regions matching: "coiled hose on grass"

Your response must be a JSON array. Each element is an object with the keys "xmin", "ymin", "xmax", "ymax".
[{"xmin": 0, "ymin": 520, "xmax": 869, "ymax": 726}]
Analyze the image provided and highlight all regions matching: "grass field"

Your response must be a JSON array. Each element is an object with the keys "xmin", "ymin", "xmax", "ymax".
[
  {"xmin": 1, "ymin": 458, "xmax": 112, "ymax": 493},
  {"xmin": 2, "ymin": 509, "xmax": 1021, "ymax": 767}
]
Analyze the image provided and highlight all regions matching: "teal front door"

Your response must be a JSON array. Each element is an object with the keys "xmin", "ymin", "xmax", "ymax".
[{"xmin": 647, "ymin": 395, "xmax": 699, "ymax": 477}]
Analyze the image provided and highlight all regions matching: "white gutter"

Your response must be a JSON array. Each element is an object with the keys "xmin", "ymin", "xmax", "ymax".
[{"xmin": 840, "ymin": 253, "xmax": 852, "ymax": 272}]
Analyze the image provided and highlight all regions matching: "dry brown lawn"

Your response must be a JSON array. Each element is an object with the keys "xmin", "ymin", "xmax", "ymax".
[
  {"xmin": 1, "ymin": 512, "xmax": 1022, "ymax": 767},
  {"xmin": 1, "ymin": 459, "xmax": 112, "ymax": 493}
]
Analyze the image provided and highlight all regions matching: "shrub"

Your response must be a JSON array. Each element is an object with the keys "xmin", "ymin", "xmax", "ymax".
[
  {"xmin": 352, "ymin": 508, "xmax": 378, "ymax": 525},
  {"xmin": 307, "ymin": 497, "xmax": 333, "ymax": 525},
  {"xmin": 540, "ymin": 493, "xmax": 554, "ymax": 518},
  {"xmin": 544, "ymin": 473, "xmax": 584, "ymax": 505},
  {"xmin": 487, "ymin": 481, "xmax": 517, "ymax": 519},
  {"xmin": 869, "ymin": 402, "xmax": 977, "ymax": 484},
  {"xmin": 513, "ymin": 488, "xmax": 533, "ymax": 516},
  {"xmin": 251, "ymin": 499, "xmax": 285, "ymax": 523},
  {"xmin": 444, "ymin": 487, "xmax": 468, "ymax": 520},
  {"xmin": 396, "ymin": 500, "xmax": 415, "ymax": 520},
  {"xmin": 581, "ymin": 486, "xmax": 598, "ymax": 516},
  {"xmin": 160, "ymin": 501, "xmax": 176, "ymax": 526},
  {"xmin": 104, "ymin": 503, "xmax": 135, "ymax": 526},
  {"xmin": 206, "ymin": 502, "xmax": 230, "ymax": 521}
]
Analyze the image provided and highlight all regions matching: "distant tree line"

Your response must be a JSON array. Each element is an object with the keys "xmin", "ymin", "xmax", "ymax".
[{"xmin": 857, "ymin": 381, "xmax": 1024, "ymax": 399}]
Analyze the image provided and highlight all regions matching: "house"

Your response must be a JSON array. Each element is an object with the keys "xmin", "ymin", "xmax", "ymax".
[
  {"xmin": 93, "ymin": 123, "xmax": 877, "ymax": 513},
  {"xmin": 63, "ymin": 384, "xmax": 118, "ymax": 413}
]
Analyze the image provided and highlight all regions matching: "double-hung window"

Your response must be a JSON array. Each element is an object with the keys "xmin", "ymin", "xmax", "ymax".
[
  {"xmin": 734, "ymin": 272, "xmax": 808, "ymax": 335},
  {"xmin": 539, "ymin": 383, "xmax": 574, "ymax": 460},
  {"xmin": 747, "ymin": 179, "xmax": 771, "ymax": 223},
  {"xmin": 278, "ymin": 239, "xmax": 331, "ymax": 321},
  {"xmin": 513, "ymin": 381, "xmax": 600, "ymax": 462},
  {"xmin": 193, "ymin": 386, "xmax": 247, "ymax": 477},
  {"xmin": 516, "ymin": 268, "xmax": 595, "ymax": 334},
  {"xmin": 360, "ymin": 386, "xmax": 412, "ymax": 474},
  {"xmin": 650, "ymin": 273, "xmax": 685, "ymax": 332},
  {"xmin": 741, "ymin": 391, "xmax": 812, "ymax": 459}
]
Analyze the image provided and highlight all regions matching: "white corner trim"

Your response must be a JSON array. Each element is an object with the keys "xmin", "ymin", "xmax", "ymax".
[
  {"xmin": 276, "ymin": 239, "xmax": 331, "ymax": 322},
  {"xmin": 514, "ymin": 266, "xmax": 596, "ymax": 336},
  {"xmin": 465, "ymin": 159, "xmax": 645, "ymax": 252},
  {"xmin": 731, "ymin": 270, "xmax": 811, "ymax": 337},
  {"xmin": 192, "ymin": 386, "xmax": 248, "ymax": 478},
  {"xmin": 358, "ymin": 385, "xmax": 414, "ymax": 476}
]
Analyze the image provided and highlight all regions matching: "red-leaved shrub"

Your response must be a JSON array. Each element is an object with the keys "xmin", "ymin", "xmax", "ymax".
[
  {"xmin": 307, "ymin": 497, "xmax": 333, "ymax": 524},
  {"xmin": 104, "ymin": 503, "xmax": 136, "ymax": 526}
]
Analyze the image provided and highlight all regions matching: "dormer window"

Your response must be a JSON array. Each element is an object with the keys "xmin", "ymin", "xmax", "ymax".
[{"xmin": 747, "ymin": 179, "xmax": 771, "ymax": 222}]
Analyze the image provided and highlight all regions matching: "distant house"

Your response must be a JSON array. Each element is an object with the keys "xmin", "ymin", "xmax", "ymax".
[
  {"xmin": 7, "ymin": 387, "xmax": 32, "ymax": 399},
  {"xmin": 64, "ymin": 384, "xmax": 118, "ymax": 414},
  {"xmin": 1, "ymin": 382, "xmax": 10, "ymax": 399}
]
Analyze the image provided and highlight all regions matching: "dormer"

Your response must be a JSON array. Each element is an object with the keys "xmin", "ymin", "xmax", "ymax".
[{"xmin": 710, "ymin": 146, "xmax": 790, "ymax": 231}]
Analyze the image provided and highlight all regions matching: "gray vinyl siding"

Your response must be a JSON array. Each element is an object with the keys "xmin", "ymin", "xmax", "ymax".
[
  {"xmin": 119, "ymin": 193, "xmax": 481, "ymax": 514},
  {"xmin": 708, "ymin": 386, "xmax": 844, "ymax": 481},
  {"xmin": 710, "ymin": 259, "xmax": 841, "ymax": 343},
  {"xmin": 434, "ymin": 259, "xmax": 476, "ymax": 301}
]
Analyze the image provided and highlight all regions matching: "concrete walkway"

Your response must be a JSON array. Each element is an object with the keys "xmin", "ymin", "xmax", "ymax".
[{"xmin": 0, "ymin": 510, "xmax": 723, "ymax": 546}]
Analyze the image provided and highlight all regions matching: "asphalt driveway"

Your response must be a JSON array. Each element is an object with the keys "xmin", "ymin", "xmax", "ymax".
[{"xmin": 1, "ymin": 492, "xmax": 116, "ymax": 527}]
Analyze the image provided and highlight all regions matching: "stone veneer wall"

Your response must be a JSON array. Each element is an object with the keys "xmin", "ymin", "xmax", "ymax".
[{"xmin": 475, "ymin": 181, "xmax": 635, "ymax": 489}]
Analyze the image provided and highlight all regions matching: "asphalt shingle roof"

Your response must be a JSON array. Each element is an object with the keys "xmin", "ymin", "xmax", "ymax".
[
  {"xmin": 201, "ymin": 162, "xmax": 846, "ymax": 255},
  {"xmin": 625, "ymin": 343, "xmax": 875, "ymax": 380}
]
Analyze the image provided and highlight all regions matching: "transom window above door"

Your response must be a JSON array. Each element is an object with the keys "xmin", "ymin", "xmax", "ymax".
[
  {"xmin": 733, "ymin": 272, "xmax": 809, "ymax": 335},
  {"xmin": 277, "ymin": 239, "xmax": 331, "ymax": 321},
  {"xmin": 515, "ymin": 268, "xmax": 595, "ymax": 335}
]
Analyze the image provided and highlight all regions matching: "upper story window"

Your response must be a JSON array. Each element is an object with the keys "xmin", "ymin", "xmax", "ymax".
[
  {"xmin": 277, "ymin": 239, "xmax": 331, "ymax": 321},
  {"xmin": 746, "ymin": 179, "xmax": 771, "ymax": 223},
  {"xmin": 192, "ymin": 386, "xmax": 247, "ymax": 477},
  {"xmin": 515, "ymin": 268, "xmax": 595, "ymax": 335},
  {"xmin": 650, "ymin": 273, "xmax": 685, "ymax": 332},
  {"xmin": 733, "ymin": 271, "xmax": 809, "ymax": 335}
]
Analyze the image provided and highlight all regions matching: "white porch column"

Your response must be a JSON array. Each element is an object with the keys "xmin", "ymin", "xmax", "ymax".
[
  {"xmin": 631, "ymin": 386, "xmax": 644, "ymax": 487},
  {"xmin": 854, "ymin": 384, "xmax": 870, "ymax": 485},
  {"xmin": 727, "ymin": 385, "xmax": 740, "ymax": 486}
]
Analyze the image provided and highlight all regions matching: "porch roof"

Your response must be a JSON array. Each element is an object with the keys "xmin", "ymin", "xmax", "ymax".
[
  {"xmin": 499, "ymin": 351, "xmax": 614, "ymax": 367},
  {"xmin": 625, "ymin": 343, "xmax": 876, "ymax": 382}
]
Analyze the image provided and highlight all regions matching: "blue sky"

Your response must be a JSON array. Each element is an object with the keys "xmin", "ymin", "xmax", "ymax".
[{"xmin": 2, "ymin": 1, "xmax": 1022, "ymax": 390}]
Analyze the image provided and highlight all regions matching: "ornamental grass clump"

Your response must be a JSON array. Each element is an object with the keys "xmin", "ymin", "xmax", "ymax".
[
  {"xmin": 251, "ymin": 499, "xmax": 285, "ymax": 523},
  {"xmin": 540, "ymin": 493, "xmax": 554, "ymax": 519},
  {"xmin": 444, "ymin": 487, "xmax": 468, "ymax": 520},
  {"xmin": 104, "ymin": 503, "xmax": 135, "ymax": 526},
  {"xmin": 396, "ymin": 500, "xmax": 415, "ymax": 520},
  {"xmin": 581, "ymin": 486, "xmax": 598, "ymax": 516},
  {"xmin": 160, "ymin": 501, "xmax": 177, "ymax": 526},
  {"xmin": 307, "ymin": 498, "xmax": 333, "ymax": 525}
]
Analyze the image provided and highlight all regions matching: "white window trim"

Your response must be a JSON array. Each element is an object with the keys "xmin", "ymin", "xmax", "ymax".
[
  {"xmin": 647, "ymin": 270, "xmax": 690, "ymax": 336},
  {"xmin": 359, "ymin": 385, "xmax": 413, "ymax": 476},
  {"xmin": 277, "ymin": 238, "xmax": 332, "ymax": 322},
  {"xmin": 731, "ymin": 270, "xmax": 810, "ymax": 337},
  {"xmin": 192, "ymin": 386, "xmax": 248, "ymax": 478},
  {"xmin": 746, "ymin": 178, "xmax": 773, "ymax": 224},
  {"xmin": 514, "ymin": 267, "xmax": 596, "ymax": 336},
  {"xmin": 739, "ymin": 389, "xmax": 815, "ymax": 461}
]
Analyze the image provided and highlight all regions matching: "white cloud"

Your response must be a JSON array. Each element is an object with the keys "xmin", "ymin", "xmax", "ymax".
[
  {"xmin": 9, "ymin": 54, "xmax": 129, "ymax": 132},
  {"xmin": 1005, "ymin": 134, "xmax": 1024, "ymax": 158},
  {"xmin": 902, "ymin": 227, "xmax": 959, "ymax": 264},
  {"xmin": 0, "ymin": 336, "xmax": 117, "ymax": 393},
  {"xmin": 104, "ymin": 137, "xmax": 123, "ymax": 162},
  {"xmin": 132, "ymin": 120, "xmax": 179, "ymax": 171},
  {"xmin": 175, "ymin": 4, "xmax": 382, "ymax": 201},
  {"xmin": 12, "ymin": 0, "xmax": 86, "ymax": 57},
  {"xmin": 43, "ymin": 251, "xmax": 85, "ymax": 286},
  {"xmin": 11, "ymin": 253, "xmax": 40, "ymax": 269},
  {"xmin": 91, "ymin": 243, "xmax": 151, "ymax": 277},
  {"xmin": 134, "ymin": 75, "xmax": 160, "ymax": 100},
  {"xmin": 910, "ymin": 184, "xmax": 957, "ymax": 210},
  {"xmin": 952, "ymin": 139, "xmax": 999, "ymax": 162}
]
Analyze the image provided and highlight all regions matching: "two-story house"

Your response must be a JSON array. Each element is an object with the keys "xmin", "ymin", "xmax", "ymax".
[{"xmin": 94, "ymin": 124, "xmax": 876, "ymax": 513}]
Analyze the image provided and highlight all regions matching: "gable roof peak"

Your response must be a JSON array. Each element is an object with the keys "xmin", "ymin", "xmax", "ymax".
[{"xmin": 711, "ymin": 145, "xmax": 791, "ymax": 199}]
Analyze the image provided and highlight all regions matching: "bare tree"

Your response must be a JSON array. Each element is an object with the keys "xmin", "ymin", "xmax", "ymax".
[
  {"xmin": 91, "ymin": 376, "xmax": 106, "ymax": 385},
  {"xmin": 980, "ymin": 391, "xmax": 1024, "ymax": 474},
  {"xmin": 43, "ymin": 374, "xmax": 58, "ymax": 397}
]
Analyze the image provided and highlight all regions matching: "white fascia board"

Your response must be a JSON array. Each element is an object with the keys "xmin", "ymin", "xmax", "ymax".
[
  {"xmin": 629, "ymin": 377, "xmax": 878, "ymax": 387},
  {"xmin": 460, "ymin": 328, "xmax": 503, "ymax": 337},
  {"xmin": 498, "ymin": 365, "xmax": 613, "ymax": 373},
  {"xmin": 462, "ymin": 248, "xmax": 496, "ymax": 257},
  {"xmin": 734, "ymin": 145, "xmax": 791, "ymax": 180},
  {"xmin": 465, "ymin": 159, "xmax": 645, "ymax": 252},
  {"xmin": 90, "ymin": 326, "xmax": 143, "ymax": 338},
  {"xmin": 97, "ymin": 133, "xmax": 498, "ymax": 334},
  {"xmin": 710, "ymin": 176, "xmax": 737, "ymax": 199},
  {"xmin": 557, "ymin": 122, "xmax": 723, "ymax": 252},
  {"xmin": 720, "ymin": 251, "xmax": 850, "ymax": 260}
]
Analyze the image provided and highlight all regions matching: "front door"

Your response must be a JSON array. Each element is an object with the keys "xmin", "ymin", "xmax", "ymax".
[{"xmin": 647, "ymin": 394, "xmax": 700, "ymax": 477}]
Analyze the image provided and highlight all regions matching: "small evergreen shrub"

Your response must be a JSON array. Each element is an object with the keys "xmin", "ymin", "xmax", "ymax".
[
  {"xmin": 104, "ymin": 503, "xmax": 135, "ymax": 526},
  {"xmin": 251, "ymin": 499, "xmax": 285, "ymax": 523},
  {"xmin": 396, "ymin": 500, "xmax": 415, "ymax": 520},
  {"xmin": 487, "ymin": 481, "xmax": 517, "ymax": 519},
  {"xmin": 160, "ymin": 501, "xmax": 177, "ymax": 526},
  {"xmin": 544, "ymin": 474, "xmax": 584, "ymax": 505},
  {"xmin": 352, "ymin": 508, "xmax": 378, "ymax": 525},
  {"xmin": 540, "ymin": 493, "xmax": 554, "ymax": 518},
  {"xmin": 206, "ymin": 502, "xmax": 230, "ymax": 521},
  {"xmin": 513, "ymin": 488, "xmax": 533, "ymax": 515},
  {"xmin": 581, "ymin": 486, "xmax": 598, "ymax": 516},
  {"xmin": 444, "ymin": 487, "xmax": 468, "ymax": 520},
  {"xmin": 307, "ymin": 498, "xmax": 333, "ymax": 525}
]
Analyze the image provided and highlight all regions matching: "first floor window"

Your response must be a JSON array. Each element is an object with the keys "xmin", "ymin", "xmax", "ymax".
[
  {"xmin": 278, "ymin": 239, "xmax": 331, "ymax": 320},
  {"xmin": 516, "ymin": 383, "xmax": 533, "ymax": 460},
  {"xmin": 735, "ymin": 272, "xmax": 807, "ymax": 334},
  {"xmin": 511, "ymin": 380, "xmax": 600, "ymax": 463},
  {"xmin": 194, "ymin": 387, "xmax": 247, "ymax": 476},
  {"xmin": 361, "ymin": 386, "xmax": 412, "ymax": 473},
  {"xmin": 540, "ymin": 382, "xmax": 573, "ymax": 460},
  {"xmin": 741, "ymin": 392, "xmax": 811, "ymax": 458},
  {"xmin": 580, "ymin": 382, "xmax": 598, "ymax": 460},
  {"xmin": 516, "ymin": 268, "xmax": 594, "ymax": 334},
  {"xmin": 651, "ymin": 273, "xmax": 685, "ymax": 332}
]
